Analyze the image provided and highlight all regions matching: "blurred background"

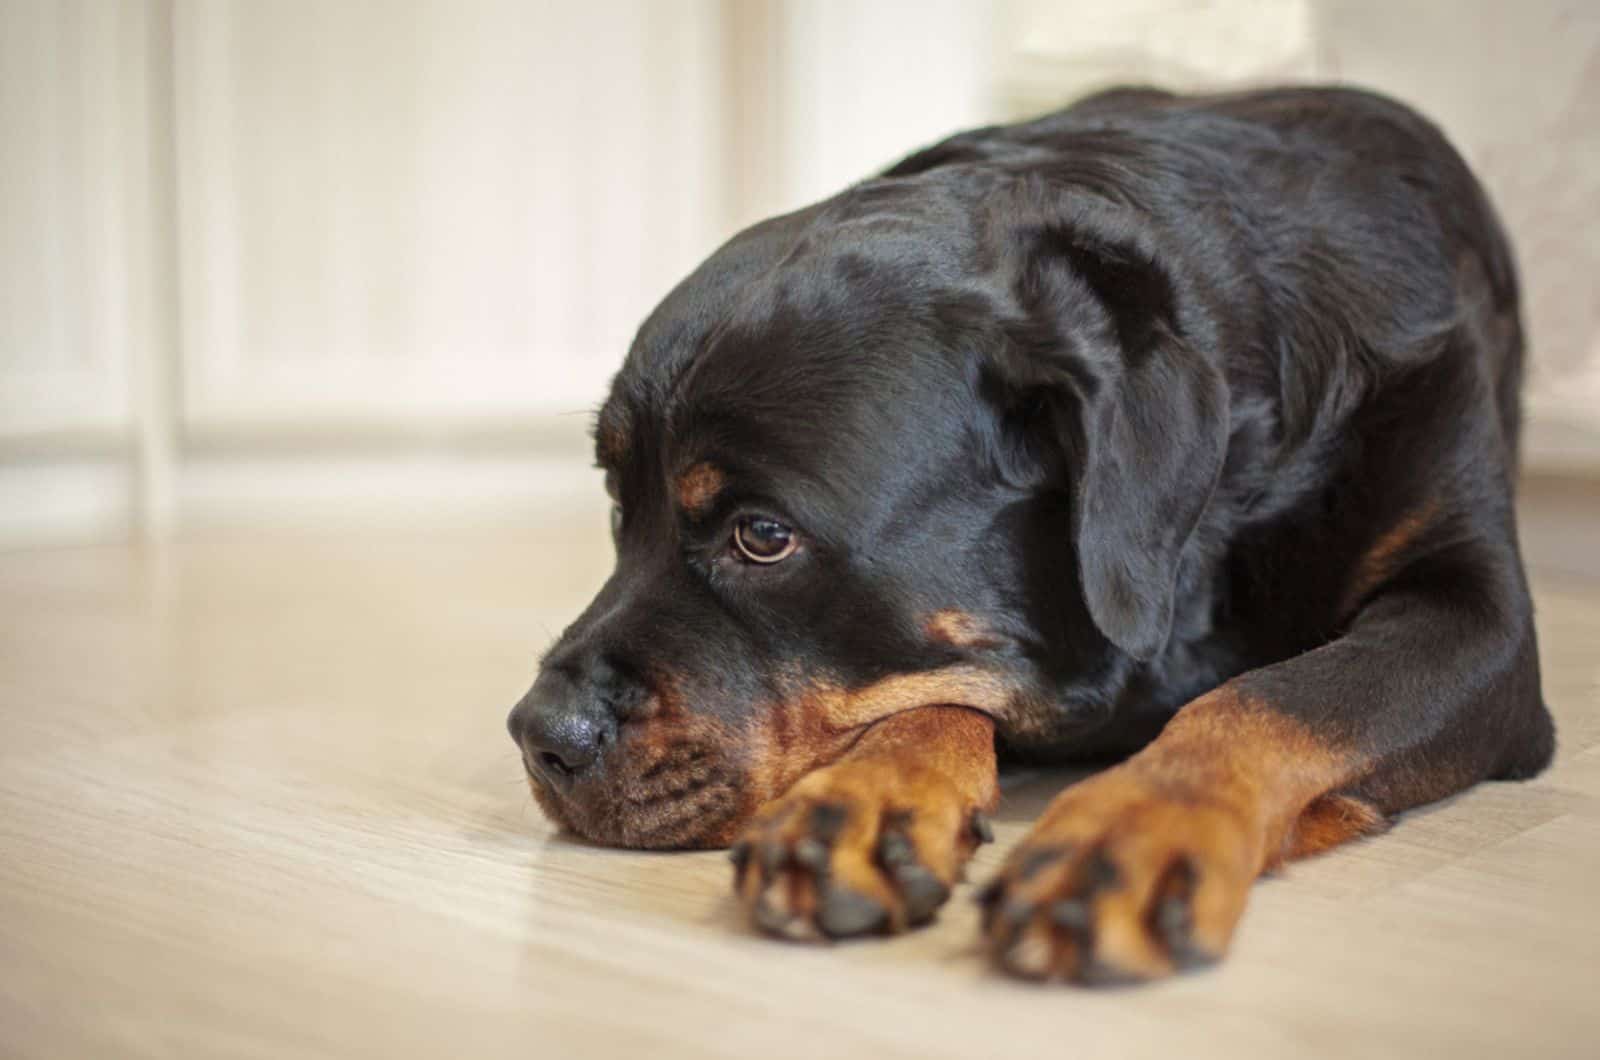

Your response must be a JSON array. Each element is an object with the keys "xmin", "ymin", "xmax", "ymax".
[{"xmin": 3, "ymin": 0, "xmax": 1597, "ymax": 548}]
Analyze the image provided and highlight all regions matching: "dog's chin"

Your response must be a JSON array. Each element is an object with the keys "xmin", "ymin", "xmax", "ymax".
[{"xmin": 525, "ymin": 761, "xmax": 750, "ymax": 851}]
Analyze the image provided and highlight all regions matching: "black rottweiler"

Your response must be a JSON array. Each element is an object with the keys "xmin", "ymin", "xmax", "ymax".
[{"xmin": 507, "ymin": 86, "xmax": 1555, "ymax": 983}]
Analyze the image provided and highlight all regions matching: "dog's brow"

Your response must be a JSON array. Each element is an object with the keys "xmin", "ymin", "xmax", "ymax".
[{"xmin": 675, "ymin": 462, "xmax": 726, "ymax": 516}]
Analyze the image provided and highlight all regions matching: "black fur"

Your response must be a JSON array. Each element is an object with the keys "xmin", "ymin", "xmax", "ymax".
[{"xmin": 509, "ymin": 85, "xmax": 1554, "ymax": 850}]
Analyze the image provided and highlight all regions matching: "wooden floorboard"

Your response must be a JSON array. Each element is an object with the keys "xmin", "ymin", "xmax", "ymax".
[{"xmin": 1, "ymin": 513, "xmax": 1596, "ymax": 1059}]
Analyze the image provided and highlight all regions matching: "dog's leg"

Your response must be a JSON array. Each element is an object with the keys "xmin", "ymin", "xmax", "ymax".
[
  {"xmin": 980, "ymin": 539, "xmax": 1551, "ymax": 983},
  {"xmin": 732, "ymin": 705, "xmax": 997, "ymax": 940}
]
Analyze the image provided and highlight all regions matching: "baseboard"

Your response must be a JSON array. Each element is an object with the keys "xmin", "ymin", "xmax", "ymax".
[{"xmin": 0, "ymin": 418, "xmax": 610, "ymax": 550}]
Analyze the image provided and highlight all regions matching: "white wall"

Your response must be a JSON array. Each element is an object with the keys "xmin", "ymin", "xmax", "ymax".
[
  {"xmin": 172, "ymin": 0, "xmax": 726, "ymax": 432},
  {"xmin": 0, "ymin": 0, "xmax": 142, "ymax": 441},
  {"xmin": 1, "ymin": 0, "xmax": 736, "ymax": 544},
  {"xmin": 770, "ymin": 0, "xmax": 995, "ymax": 210},
  {"xmin": 2, "ymin": 0, "xmax": 1595, "ymax": 547}
]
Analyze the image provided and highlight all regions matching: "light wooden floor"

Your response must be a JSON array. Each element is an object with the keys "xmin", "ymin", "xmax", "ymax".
[{"xmin": 2, "ymin": 499, "xmax": 1598, "ymax": 1059}]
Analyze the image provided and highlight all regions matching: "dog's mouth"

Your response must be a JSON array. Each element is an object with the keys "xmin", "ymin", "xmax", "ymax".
[
  {"xmin": 514, "ymin": 656, "xmax": 1034, "ymax": 849},
  {"xmin": 523, "ymin": 728, "xmax": 751, "ymax": 850}
]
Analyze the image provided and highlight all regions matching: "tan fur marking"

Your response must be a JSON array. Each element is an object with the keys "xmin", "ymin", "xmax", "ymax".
[
  {"xmin": 1284, "ymin": 793, "xmax": 1389, "ymax": 860},
  {"xmin": 820, "ymin": 667, "xmax": 1016, "ymax": 732},
  {"xmin": 925, "ymin": 610, "xmax": 1005, "ymax": 650},
  {"xmin": 742, "ymin": 665, "xmax": 1018, "ymax": 817},
  {"xmin": 1341, "ymin": 499, "xmax": 1439, "ymax": 616},
  {"xmin": 1129, "ymin": 686, "xmax": 1360, "ymax": 871},
  {"xmin": 676, "ymin": 462, "xmax": 726, "ymax": 515}
]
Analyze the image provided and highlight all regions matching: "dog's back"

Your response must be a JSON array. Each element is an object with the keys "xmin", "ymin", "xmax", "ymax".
[{"xmin": 891, "ymin": 86, "xmax": 1526, "ymax": 465}]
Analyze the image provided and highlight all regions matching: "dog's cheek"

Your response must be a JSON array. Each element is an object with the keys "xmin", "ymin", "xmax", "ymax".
[{"xmin": 736, "ymin": 690, "xmax": 859, "ymax": 812}]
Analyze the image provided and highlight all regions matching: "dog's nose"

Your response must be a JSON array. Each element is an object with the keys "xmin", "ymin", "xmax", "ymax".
[{"xmin": 507, "ymin": 671, "xmax": 620, "ymax": 783}]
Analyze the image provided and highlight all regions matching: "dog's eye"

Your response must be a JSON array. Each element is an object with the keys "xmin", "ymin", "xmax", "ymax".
[{"xmin": 733, "ymin": 516, "xmax": 797, "ymax": 564}]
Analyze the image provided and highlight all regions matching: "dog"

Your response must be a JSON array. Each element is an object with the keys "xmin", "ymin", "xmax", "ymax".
[{"xmin": 507, "ymin": 86, "xmax": 1556, "ymax": 984}]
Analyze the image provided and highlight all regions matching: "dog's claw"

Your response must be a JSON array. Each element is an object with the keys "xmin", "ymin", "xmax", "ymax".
[
  {"xmin": 753, "ymin": 892, "xmax": 815, "ymax": 941},
  {"xmin": 1083, "ymin": 850, "xmax": 1122, "ymax": 891},
  {"xmin": 969, "ymin": 809, "xmax": 994, "ymax": 845},
  {"xmin": 1000, "ymin": 925, "xmax": 1056, "ymax": 979},
  {"xmin": 999, "ymin": 898, "xmax": 1035, "ymax": 933},
  {"xmin": 1079, "ymin": 956, "xmax": 1140, "ymax": 988},
  {"xmin": 793, "ymin": 837, "xmax": 829, "ymax": 873},
  {"xmin": 892, "ymin": 862, "xmax": 949, "ymax": 924},
  {"xmin": 808, "ymin": 802, "xmax": 848, "ymax": 841},
  {"xmin": 817, "ymin": 884, "xmax": 888, "ymax": 938},
  {"xmin": 877, "ymin": 829, "xmax": 916, "ymax": 869},
  {"xmin": 1050, "ymin": 898, "xmax": 1092, "ymax": 936},
  {"xmin": 1155, "ymin": 893, "xmax": 1189, "ymax": 941},
  {"xmin": 1016, "ymin": 844, "xmax": 1069, "ymax": 880}
]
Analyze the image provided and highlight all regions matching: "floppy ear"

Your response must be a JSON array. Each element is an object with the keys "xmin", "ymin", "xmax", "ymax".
[{"xmin": 997, "ymin": 199, "xmax": 1229, "ymax": 660}]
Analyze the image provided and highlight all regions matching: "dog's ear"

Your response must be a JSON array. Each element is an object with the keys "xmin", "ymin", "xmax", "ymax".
[{"xmin": 991, "ymin": 196, "xmax": 1228, "ymax": 661}]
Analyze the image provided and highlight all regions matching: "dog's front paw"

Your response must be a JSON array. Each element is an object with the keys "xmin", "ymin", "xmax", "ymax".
[
  {"xmin": 730, "ymin": 763, "xmax": 994, "ymax": 940},
  {"xmin": 977, "ymin": 768, "xmax": 1258, "ymax": 984}
]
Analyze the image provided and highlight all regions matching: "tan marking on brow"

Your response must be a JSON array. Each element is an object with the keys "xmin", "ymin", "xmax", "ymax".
[
  {"xmin": 925, "ymin": 610, "xmax": 1006, "ymax": 651},
  {"xmin": 1340, "ymin": 498, "xmax": 1440, "ymax": 617},
  {"xmin": 676, "ymin": 462, "xmax": 726, "ymax": 515}
]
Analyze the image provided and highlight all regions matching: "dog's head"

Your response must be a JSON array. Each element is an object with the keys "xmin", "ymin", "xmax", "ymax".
[{"xmin": 508, "ymin": 166, "xmax": 1228, "ymax": 848}]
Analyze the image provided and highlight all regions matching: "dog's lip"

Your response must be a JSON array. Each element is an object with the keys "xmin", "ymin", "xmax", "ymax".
[
  {"xmin": 521, "ymin": 750, "xmax": 566, "ymax": 793},
  {"xmin": 520, "ymin": 737, "xmax": 744, "ymax": 848},
  {"xmin": 522, "ymin": 748, "xmax": 612, "ymax": 807}
]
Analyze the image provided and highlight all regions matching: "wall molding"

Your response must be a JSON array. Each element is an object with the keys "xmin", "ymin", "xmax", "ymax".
[{"xmin": 0, "ymin": 416, "xmax": 603, "ymax": 550}]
